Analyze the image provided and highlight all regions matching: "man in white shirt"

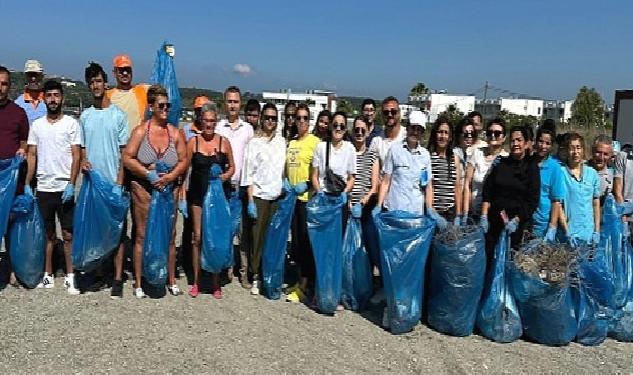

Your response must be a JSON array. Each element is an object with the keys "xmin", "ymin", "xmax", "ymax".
[
  {"xmin": 215, "ymin": 86, "xmax": 254, "ymax": 288},
  {"xmin": 369, "ymin": 96, "xmax": 407, "ymax": 166},
  {"xmin": 25, "ymin": 80, "xmax": 81, "ymax": 295}
]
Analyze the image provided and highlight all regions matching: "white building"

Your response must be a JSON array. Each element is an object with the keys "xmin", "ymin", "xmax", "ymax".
[
  {"xmin": 419, "ymin": 93, "xmax": 476, "ymax": 123},
  {"xmin": 500, "ymin": 98, "xmax": 544, "ymax": 118},
  {"xmin": 543, "ymin": 100, "xmax": 573, "ymax": 123},
  {"xmin": 262, "ymin": 89, "xmax": 337, "ymax": 130}
]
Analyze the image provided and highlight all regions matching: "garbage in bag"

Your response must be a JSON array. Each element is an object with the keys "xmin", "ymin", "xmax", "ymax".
[
  {"xmin": 0, "ymin": 156, "xmax": 22, "ymax": 236},
  {"xmin": 374, "ymin": 210, "xmax": 435, "ymax": 334},
  {"xmin": 142, "ymin": 162, "xmax": 175, "ymax": 286},
  {"xmin": 307, "ymin": 193, "xmax": 345, "ymax": 314},
  {"xmin": 262, "ymin": 191, "xmax": 297, "ymax": 300},
  {"xmin": 609, "ymin": 234, "xmax": 633, "ymax": 341},
  {"xmin": 509, "ymin": 238, "xmax": 577, "ymax": 346},
  {"xmin": 9, "ymin": 194, "xmax": 45, "ymax": 288},
  {"xmin": 602, "ymin": 194, "xmax": 629, "ymax": 307},
  {"xmin": 229, "ymin": 191, "xmax": 242, "ymax": 239},
  {"xmin": 477, "ymin": 230, "xmax": 522, "ymax": 342},
  {"xmin": 72, "ymin": 170, "xmax": 130, "ymax": 272},
  {"xmin": 201, "ymin": 165, "xmax": 233, "ymax": 273},
  {"xmin": 150, "ymin": 41, "xmax": 182, "ymax": 126},
  {"xmin": 340, "ymin": 217, "xmax": 373, "ymax": 311}
]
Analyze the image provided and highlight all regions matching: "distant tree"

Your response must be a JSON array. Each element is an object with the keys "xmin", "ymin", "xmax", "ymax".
[
  {"xmin": 409, "ymin": 82, "xmax": 428, "ymax": 97},
  {"xmin": 438, "ymin": 104, "xmax": 464, "ymax": 126},
  {"xmin": 336, "ymin": 99, "xmax": 357, "ymax": 116},
  {"xmin": 571, "ymin": 86, "xmax": 605, "ymax": 128},
  {"xmin": 497, "ymin": 109, "xmax": 539, "ymax": 129}
]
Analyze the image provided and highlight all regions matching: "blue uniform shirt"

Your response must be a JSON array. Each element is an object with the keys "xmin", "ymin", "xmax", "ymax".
[
  {"xmin": 561, "ymin": 164, "xmax": 600, "ymax": 242},
  {"xmin": 383, "ymin": 141, "xmax": 432, "ymax": 214},
  {"xmin": 533, "ymin": 155, "xmax": 565, "ymax": 236},
  {"xmin": 15, "ymin": 93, "xmax": 47, "ymax": 125}
]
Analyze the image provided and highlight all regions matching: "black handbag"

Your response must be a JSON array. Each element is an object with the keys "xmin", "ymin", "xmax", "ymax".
[{"xmin": 323, "ymin": 139, "xmax": 346, "ymax": 195}]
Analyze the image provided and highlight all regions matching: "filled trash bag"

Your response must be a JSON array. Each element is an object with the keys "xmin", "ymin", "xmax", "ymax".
[
  {"xmin": 374, "ymin": 210, "xmax": 435, "ymax": 334},
  {"xmin": 201, "ymin": 168, "xmax": 233, "ymax": 273},
  {"xmin": 574, "ymin": 245, "xmax": 614, "ymax": 346},
  {"xmin": 307, "ymin": 193, "xmax": 345, "ymax": 314},
  {"xmin": 361, "ymin": 212, "xmax": 381, "ymax": 269},
  {"xmin": 9, "ymin": 194, "xmax": 45, "ymax": 288},
  {"xmin": 262, "ymin": 191, "xmax": 297, "ymax": 300},
  {"xmin": 150, "ymin": 41, "xmax": 182, "ymax": 126},
  {"xmin": 72, "ymin": 170, "xmax": 130, "ymax": 272},
  {"xmin": 340, "ymin": 217, "xmax": 373, "ymax": 311},
  {"xmin": 609, "ymin": 235, "xmax": 633, "ymax": 341},
  {"xmin": 142, "ymin": 163, "xmax": 175, "ymax": 286},
  {"xmin": 602, "ymin": 194, "xmax": 629, "ymax": 307},
  {"xmin": 0, "ymin": 156, "xmax": 22, "ymax": 236},
  {"xmin": 229, "ymin": 192, "xmax": 242, "ymax": 239}
]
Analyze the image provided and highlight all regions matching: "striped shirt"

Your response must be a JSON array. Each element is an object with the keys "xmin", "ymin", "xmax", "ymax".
[
  {"xmin": 431, "ymin": 152, "xmax": 457, "ymax": 212},
  {"xmin": 350, "ymin": 148, "xmax": 377, "ymax": 205}
]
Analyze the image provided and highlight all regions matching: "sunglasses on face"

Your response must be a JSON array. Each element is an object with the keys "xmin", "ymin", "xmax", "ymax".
[
  {"xmin": 295, "ymin": 115, "xmax": 309, "ymax": 122},
  {"xmin": 486, "ymin": 130, "xmax": 504, "ymax": 139},
  {"xmin": 382, "ymin": 109, "xmax": 398, "ymax": 117},
  {"xmin": 263, "ymin": 115, "xmax": 278, "ymax": 122},
  {"xmin": 332, "ymin": 123, "xmax": 346, "ymax": 131},
  {"xmin": 462, "ymin": 131, "xmax": 475, "ymax": 138},
  {"xmin": 354, "ymin": 127, "xmax": 366, "ymax": 135},
  {"xmin": 116, "ymin": 67, "xmax": 132, "ymax": 75},
  {"xmin": 156, "ymin": 102, "xmax": 171, "ymax": 110}
]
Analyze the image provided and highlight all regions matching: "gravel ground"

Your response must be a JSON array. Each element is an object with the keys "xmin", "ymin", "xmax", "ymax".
[{"xmin": 0, "ymin": 278, "xmax": 632, "ymax": 374}]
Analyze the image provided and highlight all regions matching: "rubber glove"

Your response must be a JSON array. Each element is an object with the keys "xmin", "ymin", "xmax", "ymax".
[
  {"xmin": 505, "ymin": 218, "xmax": 519, "ymax": 234},
  {"xmin": 624, "ymin": 223, "xmax": 631, "ymax": 239},
  {"xmin": 340, "ymin": 192, "xmax": 348, "ymax": 205},
  {"xmin": 569, "ymin": 236, "xmax": 579, "ymax": 248},
  {"xmin": 592, "ymin": 232, "xmax": 600, "ymax": 245},
  {"xmin": 480, "ymin": 215, "xmax": 489, "ymax": 233},
  {"xmin": 545, "ymin": 226, "xmax": 557, "ymax": 242},
  {"xmin": 351, "ymin": 203, "xmax": 362, "ymax": 219},
  {"xmin": 426, "ymin": 207, "xmax": 448, "ymax": 230},
  {"xmin": 24, "ymin": 185, "xmax": 33, "ymax": 197},
  {"xmin": 247, "ymin": 200, "xmax": 257, "ymax": 219},
  {"xmin": 453, "ymin": 216, "xmax": 461, "ymax": 227},
  {"xmin": 146, "ymin": 170, "xmax": 160, "ymax": 184},
  {"xmin": 293, "ymin": 181, "xmax": 308, "ymax": 194},
  {"xmin": 178, "ymin": 200, "xmax": 188, "ymax": 219},
  {"xmin": 315, "ymin": 191, "xmax": 325, "ymax": 200},
  {"xmin": 372, "ymin": 206, "xmax": 382, "ymax": 217},
  {"xmin": 282, "ymin": 178, "xmax": 293, "ymax": 194},
  {"xmin": 210, "ymin": 164, "xmax": 223, "ymax": 179},
  {"xmin": 617, "ymin": 201, "xmax": 633, "ymax": 216},
  {"xmin": 61, "ymin": 184, "xmax": 74, "ymax": 203}
]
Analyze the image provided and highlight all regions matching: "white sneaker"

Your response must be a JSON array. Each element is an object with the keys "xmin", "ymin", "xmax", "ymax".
[
  {"xmin": 250, "ymin": 280, "xmax": 260, "ymax": 295},
  {"xmin": 370, "ymin": 288, "xmax": 385, "ymax": 304},
  {"xmin": 135, "ymin": 288, "xmax": 146, "ymax": 299},
  {"xmin": 37, "ymin": 274, "xmax": 55, "ymax": 289},
  {"xmin": 64, "ymin": 274, "xmax": 80, "ymax": 295},
  {"xmin": 167, "ymin": 284, "xmax": 182, "ymax": 296}
]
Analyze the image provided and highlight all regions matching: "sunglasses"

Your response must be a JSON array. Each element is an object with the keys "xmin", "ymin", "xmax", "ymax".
[
  {"xmin": 354, "ymin": 127, "xmax": 366, "ymax": 135},
  {"xmin": 263, "ymin": 115, "xmax": 278, "ymax": 122},
  {"xmin": 157, "ymin": 102, "xmax": 171, "ymax": 110},
  {"xmin": 462, "ymin": 131, "xmax": 475, "ymax": 138},
  {"xmin": 332, "ymin": 123, "xmax": 346, "ymax": 131},
  {"xmin": 295, "ymin": 115, "xmax": 309, "ymax": 122},
  {"xmin": 382, "ymin": 109, "xmax": 398, "ymax": 117},
  {"xmin": 116, "ymin": 67, "xmax": 132, "ymax": 75},
  {"xmin": 486, "ymin": 130, "xmax": 504, "ymax": 139}
]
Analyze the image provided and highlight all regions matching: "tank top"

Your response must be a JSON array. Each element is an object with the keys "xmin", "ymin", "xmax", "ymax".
[
  {"xmin": 137, "ymin": 121, "xmax": 179, "ymax": 168},
  {"xmin": 189, "ymin": 135, "xmax": 230, "ymax": 204}
]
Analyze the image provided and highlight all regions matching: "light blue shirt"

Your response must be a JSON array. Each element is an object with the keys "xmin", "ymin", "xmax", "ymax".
[
  {"xmin": 80, "ymin": 105, "xmax": 129, "ymax": 183},
  {"xmin": 561, "ymin": 164, "xmax": 600, "ymax": 242},
  {"xmin": 533, "ymin": 155, "xmax": 565, "ymax": 236},
  {"xmin": 383, "ymin": 142, "xmax": 432, "ymax": 214},
  {"xmin": 15, "ymin": 94, "xmax": 47, "ymax": 125}
]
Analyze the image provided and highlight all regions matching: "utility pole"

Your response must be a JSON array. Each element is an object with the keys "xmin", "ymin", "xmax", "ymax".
[{"xmin": 483, "ymin": 81, "xmax": 489, "ymax": 102}]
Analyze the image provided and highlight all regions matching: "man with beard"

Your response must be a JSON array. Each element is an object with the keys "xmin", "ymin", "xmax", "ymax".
[
  {"xmin": 106, "ymin": 54, "xmax": 148, "ymax": 133},
  {"xmin": 15, "ymin": 59, "xmax": 47, "ymax": 125},
  {"xmin": 361, "ymin": 98, "xmax": 382, "ymax": 147},
  {"xmin": 79, "ymin": 62, "xmax": 130, "ymax": 297},
  {"xmin": 369, "ymin": 96, "xmax": 406, "ymax": 167},
  {"xmin": 26, "ymin": 80, "xmax": 81, "ymax": 294}
]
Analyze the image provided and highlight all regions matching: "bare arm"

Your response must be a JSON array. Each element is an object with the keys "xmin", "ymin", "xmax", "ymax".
[
  {"xmin": 362, "ymin": 159, "xmax": 380, "ymax": 205},
  {"xmin": 80, "ymin": 148, "xmax": 91, "ymax": 171},
  {"xmin": 25, "ymin": 145, "xmax": 37, "ymax": 186},
  {"xmin": 70, "ymin": 145, "xmax": 81, "ymax": 185},
  {"xmin": 344, "ymin": 175, "xmax": 355, "ymax": 194},
  {"xmin": 377, "ymin": 174, "xmax": 392, "ymax": 208},
  {"xmin": 311, "ymin": 167, "xmax": 321, "ymax": 192},
  {"xmin": 116, "ymin": 147, "xmax": 125, "ymax": 186},
  {"xmin": 454, "ymin": 155, "xmax": 463, "ymax": 216},
  {"xmin": 614, "ymin": 176, "xmax": 624, "ymax": 204},
  {"xmin": 220, "ymin": 137, "xmax": 235, "ymax": 182},
  {"xmin": 122, "ymin": 126, "xmax": 149, "ymax": 178},
  {"xmin": 425, "ymin": 180, "xmax": 434, "ymax": 211},
  {"xmin": 548, "ymin": 201, "xmax": 561, "ymax": 228},
  {"xmin": 463, "ymin": 164, "xmax": 474, "ymax": 215},
  {"xmin": 593, "ymin": 198, "xmax": 601, "ymax": 233}
]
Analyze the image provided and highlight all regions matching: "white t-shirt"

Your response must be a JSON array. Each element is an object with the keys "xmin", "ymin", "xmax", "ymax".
[
  {"xmin": 369, "ymin": 126, "xmax": 406, "ymax": 166},
  {"xmin": 312, "ymin": 141, "xmax": 356, "ymax": 193},
  {"xmin": 216, "ymin": 118, "xmax": 254, "ymax": 185},
  {"xmin": 467, "ymin": 147, "xmax": 508, "ymax": 214},
  {"xmin": 27, "ymin": 115, "xmax": 81, "ymax": 192},
  {"xmin": 240, "ymin": 135, "xmax": 287, "ymax": 200}
]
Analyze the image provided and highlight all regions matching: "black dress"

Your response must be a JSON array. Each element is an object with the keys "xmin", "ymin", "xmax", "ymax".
[{"xmin": 188, "ymin": 135, "xmax": 230, "ymax": 206}]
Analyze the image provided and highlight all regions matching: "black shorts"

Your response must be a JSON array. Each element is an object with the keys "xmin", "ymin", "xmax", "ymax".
[{"xmin": 37, "ymin": 191, "xmax": 75, "ymax": 233}]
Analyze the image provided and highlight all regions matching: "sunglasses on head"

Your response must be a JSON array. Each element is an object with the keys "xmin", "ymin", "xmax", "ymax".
[
  {"xmin": 332, "ymin": 123, "xmax": 346, "ymax": 131},
  {"xmin": 157, "ymin": 102, "xmax": 171, "ymax": 110},
  {"xmin": 354, "ymin": 127, "xmax": 366, "ymax": 135},
  {"xmin": 462, "ymin": 131, "xmax": 475, "ymax": 138},
  {"xmin": 486, "ymin": 130, "xmax": 504, "ymax": 138},
  {"xmin": 263, "ymin": 115, "xmax": 278, "ymax": 122},
  {"xmin": 295, "ymin": 115, "xmax": 309, "ymax": 122},
  {"xmin": 382, "ymin": 109, "xmax": 398, "ymax": 117}
]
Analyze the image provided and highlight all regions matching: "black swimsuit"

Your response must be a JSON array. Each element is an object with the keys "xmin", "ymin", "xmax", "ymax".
[{"xmin": 188, "ymin": 135, "xmax": 230, "ymax": 206}]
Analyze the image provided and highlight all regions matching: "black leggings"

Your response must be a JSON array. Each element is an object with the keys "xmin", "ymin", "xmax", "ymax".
[{"xmin": 291, "ymin": 200, "xmax": 315, "ymax": 281}]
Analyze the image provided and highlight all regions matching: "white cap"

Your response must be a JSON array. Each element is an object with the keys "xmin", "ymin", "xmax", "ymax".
[
  {"xmin": 24, "ymin": 59, "xmax": 44, "ymax": 73},
  {"xmin": 408, "ymin": 110, "xmax": 427, "ymax": 128}
]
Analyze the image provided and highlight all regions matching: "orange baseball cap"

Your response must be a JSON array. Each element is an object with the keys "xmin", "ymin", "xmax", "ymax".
[
  {"xmin": 113, "ymin": 54, "xmax": 133, "ymax": 68},
  {"xmin": 194, "ymin": 95, "xmax": 210, "ymax": 109}
]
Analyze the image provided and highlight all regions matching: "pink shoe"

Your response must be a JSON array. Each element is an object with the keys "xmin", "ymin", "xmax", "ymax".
[
  {"xmin": 189, "ymin": 284, "xmax": 199, "ymax": 298},
  {"xmin": 213, "ymin": 288, "xmax": 223, "ymax": 299}
]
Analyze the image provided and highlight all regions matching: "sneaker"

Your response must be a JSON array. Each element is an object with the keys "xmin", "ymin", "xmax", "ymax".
[
  {"xmin": 240, "ymin": 277, "xmax": 252, "ymax": 290},
  {"xmin": 37, "ymin": 274, "xmax": 55, "ymax": 289},
  {"xmin": 370, "ymin": 288, "xmax": 385, "ymax": 305},
  {"xmin": 336, "ymin": 304, "xmax": 345, "ymax": 312},
  {"xmin": 250, "ymin": 280, "xmax": 260, "ymax": 295},
  {"xmin": 286, "ymin": 288, "xmax": 305, "ymax": 303},
  {"xmin": 110, "ymin": 280, "xmax": 123, "ymax": 299},
  {"xmin": 189, "ymin": 284, "xmax": 199, "ymax": 298},
  {"xmin": 64, "ymin": 275, "xmax": 80, "ymax": 295},
  {"xmin": 213, "ymin": 287, "xmax": 223, "ymax": 299},
  {"xmin": 168, "ymin": 284, "xmax": 182, "ymax": 296},
  {"xmin": 135, "ymin": 287, "xmax": 146, "ymax": 299}
]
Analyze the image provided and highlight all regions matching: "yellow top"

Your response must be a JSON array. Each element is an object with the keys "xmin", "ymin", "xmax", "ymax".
[
  {"xmin": 106, "ymin": 85, "xmax": 149, "ymax": 134},
  {"xmin": 286, "ymin": 134, "xmax": 320, "ymax": 201}
]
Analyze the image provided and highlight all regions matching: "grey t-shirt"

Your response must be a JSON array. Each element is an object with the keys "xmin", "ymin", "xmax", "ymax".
[{"xmin": 615, "ymin": 151, "xmax": 633, "ymax": 201}]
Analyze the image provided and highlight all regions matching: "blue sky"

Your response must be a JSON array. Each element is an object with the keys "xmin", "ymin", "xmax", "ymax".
[{"xmin": 2, "ymin": 0, "xmax": 631, "ymax": 103}]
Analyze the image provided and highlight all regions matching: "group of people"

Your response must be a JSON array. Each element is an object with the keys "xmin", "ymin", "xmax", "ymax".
[{"xmin": 0, "ymin": 56, "xmax": 629, "ymax": 313}]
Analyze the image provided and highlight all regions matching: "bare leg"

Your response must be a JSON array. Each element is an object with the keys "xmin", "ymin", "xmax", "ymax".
[
  {"xmin": 62, "ymin": 229, "xmax": 73, "ymax": 274},
  {"xmin": 131, "ymin": 182, "xmax": 150, "ymax": 289},
  {"xmin": 113, "ymin": 243, "xmax": 124, "ymax": 281},
  {"xmin": 45, "ymin": 231, "xmax": 55, "ymax": 275},
  {"xmin": 191, "ymin": 205, "xmax": 202, "ymax": 286},
  {"xmin": 167, "ymin": 188, "xmax": 179, "ymax": 286}
]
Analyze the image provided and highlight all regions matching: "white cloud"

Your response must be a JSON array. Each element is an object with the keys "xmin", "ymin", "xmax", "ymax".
[{"xmin": 232, "ymin": 63, "xmax": 253, "ymax": 76}]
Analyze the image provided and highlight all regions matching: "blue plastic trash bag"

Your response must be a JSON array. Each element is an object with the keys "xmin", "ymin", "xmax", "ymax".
[
  {"xmin": 262, "ymin": 191, "xmax": 297, "ymax": 300},
  {"xmin": 229, "ymin": 191, "xmax": 242, "ymax": 239},
  {"xmin": 72, "ymin": 170, "xmax": 130, "ymax": 272},
  {"xmin": 477, "ymin": 231, "xmax": 523, "ymax": 342},
  {"xmin": 0, "ymin": 156, "xmax": 22, "ymax": 236},
  {"xmin": 427, "ymin": 225, "xmax": 486, "ymax": 337},
  {"xmin": 9, "ymin": 194, "xmax": 45, "ymax": 288},
  {"xmin": 574, "ymin": 245, "xmax": 614, "ymax": 346},
  {"xmin": 341, "ymin": 217, "xmax": 373, "ymax": 311},
  {"xmin": 201, "ymin": 166, "xmax": 233, "ymax": 273},
  {"xmin": 150, "ymin": 41, "xmax": 182, "ymax": 126},
  {"xmin": 307, "ymin": 193, "xmax": 345, "ymax": 314},
  {"xmin": 509, "ymin": 240, "xmax": 577, "ymax": 346},
  {"xmin": 374, "ymin": 210, "xmax": 435, "ymax": 334},
  {"xmin": 601, "ymin": 194, "xmax": 628, "ymax": 307},
  {"xmin": 609, "ymin": 236, "xmax": 633, "ymax": 341},
  {"xmin": 142, "ymin": 162, "xmax": 175, "ymax": 286}
]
